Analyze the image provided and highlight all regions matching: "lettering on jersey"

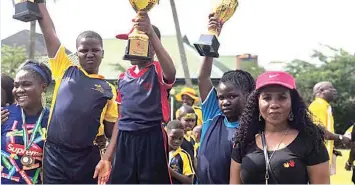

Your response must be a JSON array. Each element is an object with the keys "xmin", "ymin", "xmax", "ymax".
[{"xmin": 6, "ymin": 143, "xmax": 42, "ymax": 157}]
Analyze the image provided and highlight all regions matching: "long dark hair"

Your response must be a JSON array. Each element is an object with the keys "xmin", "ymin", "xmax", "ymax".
[{"xmin": 234, "ymin": 89, "xmax": 325, "ymax": 157}]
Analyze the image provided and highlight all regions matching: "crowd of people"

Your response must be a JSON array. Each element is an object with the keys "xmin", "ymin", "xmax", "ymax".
[{"xmin": 1, "ymin": 1, "xmax": 354, "ymax": 184}]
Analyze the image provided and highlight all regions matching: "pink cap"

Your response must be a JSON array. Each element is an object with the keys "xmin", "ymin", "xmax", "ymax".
[
  {"xmin": 256, "ymin": 71, "xmax": 296, "ymax": 90},
  {"xmin": 115, "ymin": 27, "xmax": 134, "ymax": 40}
]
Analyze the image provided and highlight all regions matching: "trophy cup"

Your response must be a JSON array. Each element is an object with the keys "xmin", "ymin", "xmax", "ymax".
[
  {"xmin": 123, "ymin": 0, "xmax": 159, "ymax": 61},
  {"xmin": 194, "ymin": 0, "xmax": 238, "ymax": 58},
  {"xmin": 13, "ymin": 0, "xmax": 43, "ymax": 22}
]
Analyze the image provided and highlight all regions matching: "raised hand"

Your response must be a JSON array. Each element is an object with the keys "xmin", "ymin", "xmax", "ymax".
[
  {"xmin": 208, "ymin": 13, "xmax": 224, "ymax": 37},
  {"xmin": 133, "ymin": 11, "xmax": 154, "ymax": 37}
]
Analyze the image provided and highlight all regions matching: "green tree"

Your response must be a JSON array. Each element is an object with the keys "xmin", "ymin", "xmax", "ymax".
[
  {"xmin": 286, "ymin": 46, "xmax": 355, "ymax": 133},
  {"xmin": 242, "ymin": 62, "xmax": 265, "ymax": 79},
  {"xmin": 1, "ymin": 45, "xmax": 27, "ymax": 77}
]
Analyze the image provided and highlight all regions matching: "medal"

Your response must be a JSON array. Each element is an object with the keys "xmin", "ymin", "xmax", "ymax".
[
  {"xmin": 20, "ymin": 155, "xmax": 34, "ymax": 166},
  {"xmin": 20, "ymin": 108, "xmax": 46, "ymax": 166}
]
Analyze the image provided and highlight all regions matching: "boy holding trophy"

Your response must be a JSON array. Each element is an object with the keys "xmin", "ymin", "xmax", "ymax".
[{"xmin": 94, "ymin": 2, "xmax": 176, "ymax": 184}]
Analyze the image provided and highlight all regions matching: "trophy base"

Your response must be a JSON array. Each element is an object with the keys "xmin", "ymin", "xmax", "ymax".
[
  {"xmin": 123, "ymin": 54, "xmax": 152, "ymax": 62},
  {"xmin": 193, "ymin": 34, "xmax": 220, "ymax": 58},
  {"xmin": 13, "ymin": 1, "xmax": 41, "ymax": 22},
  {"xmin": 123, "ymin": 37, "xmax": 152, "ymax": 62}
]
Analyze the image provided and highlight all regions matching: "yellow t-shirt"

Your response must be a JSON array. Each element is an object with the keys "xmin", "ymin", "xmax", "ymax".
[
  {"xmin": 48, "ymin": 46, "xmax": 118, "ymax": 141},
  {"xmin": 309, "ymin": 97, "xmax": 334, "ymax": 165}
]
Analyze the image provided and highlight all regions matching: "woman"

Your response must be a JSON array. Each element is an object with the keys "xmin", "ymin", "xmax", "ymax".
[
  {"xmin": 1, "ymin": 73, "xmax": 15, "ymax": 123},
  {"xmin": 1, "ymin": 60, "xmax": 52, "ymax": 184},
  {"xmin": 230, "ymin": 71, "xmax": 330, "ymax": 184}
]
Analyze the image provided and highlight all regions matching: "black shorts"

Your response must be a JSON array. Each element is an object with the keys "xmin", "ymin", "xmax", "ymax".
[
  {"xmin": 110, "ymin": 125, "xmax": 172, "ymax": 184},
  {"xmin": 43, "ymin": 141, "xmax": 101, "ymax": 184}
]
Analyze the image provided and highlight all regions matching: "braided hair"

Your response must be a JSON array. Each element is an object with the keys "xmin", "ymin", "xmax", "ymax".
[
  {"xmin": 219, "ymin": 70, "xmax": 255, "ymax": 96},
  {"xmin": 234, "ymin": 89, "xmax": 325, "ymax": 157},
  {"xmin": 76, "ymin": 31, "xmax": 103, "ymax": 48}
]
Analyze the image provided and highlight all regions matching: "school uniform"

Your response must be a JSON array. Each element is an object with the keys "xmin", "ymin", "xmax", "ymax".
[
  {"xmin": 111, "ymin": 61, "xmax": 174, "ymax": 184},
  {"xmin": 43, "ymin": 46, "xmax": 118, "ymax": 184},
  {"xmin": 197, "ymin": 88, "xmax": 239, "ymax": 184}
]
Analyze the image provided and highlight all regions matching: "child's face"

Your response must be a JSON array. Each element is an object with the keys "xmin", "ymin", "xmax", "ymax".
[
  {"xmin": 180, "ymin": 113, "xmax": 197, "ymax": 132},
  {"xmin": 168, "ymin": 128, "xmax": 184, "ymax": 150},
  {"xmin": 217, "ymin": 82, "xmax": 246, "ymax": 122}
]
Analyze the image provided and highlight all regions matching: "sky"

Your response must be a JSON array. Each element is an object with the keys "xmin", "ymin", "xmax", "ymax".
[{"xmin": 1, "ymin": 0, "xmax": 355, "ymax": 67}]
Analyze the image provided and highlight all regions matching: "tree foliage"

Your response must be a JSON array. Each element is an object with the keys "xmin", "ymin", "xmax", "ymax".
[
  {"xmin": 286, "ymin": 46, "xmax": 355, "ymax": 133},
  {"xmin": 242, "ymin": 62, "xmax": 265, "ymax": 79},
  {"xmin": 1, "ymin": 45, "xmax": 27, "ymax": 77}
]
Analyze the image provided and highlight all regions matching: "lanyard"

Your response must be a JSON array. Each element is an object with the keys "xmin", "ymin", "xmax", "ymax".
[{"xmin": 21, "ymin": 108, "xmax": 46, "ymax": 150}]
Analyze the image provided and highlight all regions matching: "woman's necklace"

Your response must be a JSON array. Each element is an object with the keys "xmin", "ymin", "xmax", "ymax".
[
  {"xmin": 262, "ymin": 127, "xmax": 290, "ymax": 185},
  {"xmin": 20, "ymin": 108, "xmax": 46, "ymax": 167},
  {"xmin": 266, "ymin": 128, "xmax": 290, "ymax": 162}
]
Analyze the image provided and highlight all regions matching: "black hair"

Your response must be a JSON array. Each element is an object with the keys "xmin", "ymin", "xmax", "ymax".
[
  {"xmin": 177, "ymin": 104, "xmax": 195, "ymax": 119},
  {"xmin": 1, "ymin": 73, "xmax": 15, "ymax": 105},
  {"xmin": 219, "ymin": 70, "xmax": 255, "ymax": 96},
  {"xmin": 167, "ymin": 120, "xmax": 184, "ymax": 131},
  {"xmin": 76, "ymin": 30, "xmax": 103, "ymax": 48},
  {"xmin": 19, "ymin": 60, "xmax": 52, "ymax": 87},
  {"xmin": 152, "ymin": 25, "xmax": 161, "ymax": 40},
  {"xmin": 234, "ymin": 89, "xmax": 325, "ymax": 157}
]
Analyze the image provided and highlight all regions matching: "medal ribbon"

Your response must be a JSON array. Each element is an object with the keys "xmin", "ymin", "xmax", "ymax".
[{"xmin": 21, "ymin": 108, "xmax": 46, "ymax": 151}]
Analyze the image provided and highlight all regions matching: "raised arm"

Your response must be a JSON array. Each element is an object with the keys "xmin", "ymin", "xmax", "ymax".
[
  {"xmin": 38, "ymin": 3, "xmax": 61, "ymax": 58},
  {"xmin": 134, "ymin": 11, "xmax": 176, "ymax": 83},
  {"xmin": 198, "ymin": 14, "xmax": 223, "ymax": 102}
]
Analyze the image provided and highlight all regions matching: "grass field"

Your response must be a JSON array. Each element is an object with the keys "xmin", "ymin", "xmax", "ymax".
[{"xmin": 331, "ymin": 150, "xmax": 352, "ymax": 184}]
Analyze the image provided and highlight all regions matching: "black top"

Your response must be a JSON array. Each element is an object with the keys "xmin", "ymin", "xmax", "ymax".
[
  {"xmin": 232, "ymin": 132, "xmax": 329, "ymax": 184},
  {"xmin": 181, "ymin": 137, "xmax": 195, "ymax": 160}
]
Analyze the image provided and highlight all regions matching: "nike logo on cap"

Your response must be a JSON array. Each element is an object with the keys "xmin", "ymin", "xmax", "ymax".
[{"xmin": 269, "ymin": 74, "xmax": 279, "ymax": 78}]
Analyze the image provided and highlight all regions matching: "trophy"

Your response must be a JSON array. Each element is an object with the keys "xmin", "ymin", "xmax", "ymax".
[
  {"xmin": 13, "ymin": 0, "xmax": 43, "ymax": 22},
  {"xmin": 123, "ymin": 0, "xmax": 159, "ymax": 61},
  {"xmin": 194, "ymin": 0, "xmax": 238, "ymax": 58}
]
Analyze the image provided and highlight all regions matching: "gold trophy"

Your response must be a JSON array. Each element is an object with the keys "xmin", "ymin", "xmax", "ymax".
[
  {"xmin": 194, "ymin": 0, "xmax": 238, "ymax": 58},
  {"xmin": 13, "ymin": 0, "xmax": 43, "ymax": 22},
  {"xmin": 123, "ymin": 0, "xmax": 159, "ymax": 61}
]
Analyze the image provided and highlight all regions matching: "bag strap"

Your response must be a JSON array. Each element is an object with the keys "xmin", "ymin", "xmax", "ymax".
[{"xmin": 261, "ymin": 132, "xmax": 279, "ymax": 184}]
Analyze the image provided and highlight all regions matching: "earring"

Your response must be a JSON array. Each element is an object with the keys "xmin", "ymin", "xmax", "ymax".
[
  {"xmin": 41, "ymin": 92, "xmax": 47, "ymax": 108},
  {"xmin": 259, "ymin": 114, "xmax": 262, "ymax": 121},
  {"xmin": 288, "ymin": 112, "xmax": 294, "ymax": 121}
]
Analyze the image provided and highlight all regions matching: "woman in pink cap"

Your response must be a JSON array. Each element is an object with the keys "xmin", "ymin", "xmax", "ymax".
[{"xmin": 230, "ymin": 71, "xmax": 330, "ymax": 184}]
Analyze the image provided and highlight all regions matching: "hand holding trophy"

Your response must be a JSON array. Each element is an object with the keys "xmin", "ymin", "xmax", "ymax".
[
  {"xmin": 194, "ymin": 0, "xmax": 238, "ymax": 58},
  {"xmin": 122, "ymin": 0, "xmax": 159, "ymax": 61},
  {"xmin": 13, "ymin": 0, "xmax": 43, "ymax": 22}
]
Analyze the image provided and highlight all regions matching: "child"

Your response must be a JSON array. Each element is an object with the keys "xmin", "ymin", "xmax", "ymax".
[
  {"xmin": 177, "ymin": 105, "xmax": 197, "ymax": 159},
  {"xmin": 175, "ymin": 87, "xmax": 203, "ymax": 126},
  {"xmin": 94, "ymin": 11, "xmax": 176, "ymax": 184},
  {"xmin": 192, "ymin": 125, "xmax": 202, "ymax": 156},
  {"xmin": 167, "ymin": 120, "xmax": 195, "ymax": 184},
  {"xmin": 196, "ymin": 14, "xmax": 256, "ymax": 184},
  {"xmin": 192, "ymin": 125, "xmax": 201, "ymax": 174},
  {"xmin": 37, "ymin": 3, "xmax": 118, "ymax": 184}
]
